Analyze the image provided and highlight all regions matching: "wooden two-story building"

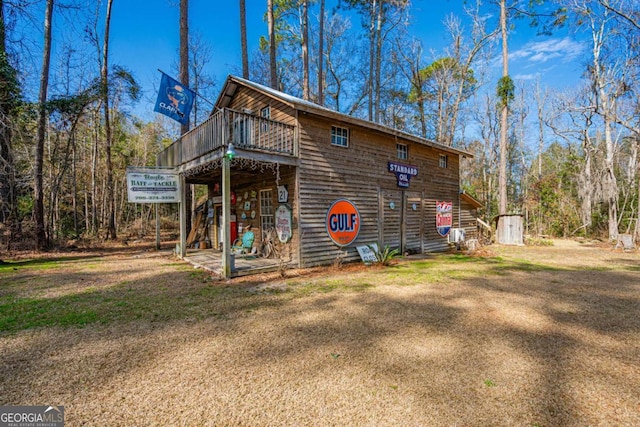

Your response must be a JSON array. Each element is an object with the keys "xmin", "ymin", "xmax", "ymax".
[{"xmin": 157, "ymin": 75, "xmax": 476, "ymax": 277}]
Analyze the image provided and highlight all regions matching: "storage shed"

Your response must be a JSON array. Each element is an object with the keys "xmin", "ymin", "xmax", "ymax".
[{"xmin": 157, "ymin": 76, "xmax": 475, "ymax": 277}]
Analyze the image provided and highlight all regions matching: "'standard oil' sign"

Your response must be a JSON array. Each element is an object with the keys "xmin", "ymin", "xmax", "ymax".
[
  {"xmin": 126, "ymin": 167, "xmax": 181, "ymax": 203},
  {"xmin": 388, "ymin": 161, "xmax": 418, "ymax": 188}
]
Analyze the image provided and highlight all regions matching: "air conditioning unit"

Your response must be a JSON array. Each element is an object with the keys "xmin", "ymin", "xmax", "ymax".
[{"xmin": 448, "ymin": 228, "xmax": 466, "ymax": 244}]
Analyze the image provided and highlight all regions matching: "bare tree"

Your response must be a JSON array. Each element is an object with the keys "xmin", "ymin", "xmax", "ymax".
[
  {"xmin": 101, "ymin": 0, "xmax": 116, "ymax": 240},
  {"xmin": 179, "ymin": 0, "xmax": 193, "ymax": 234},
  {"xmin": 497, "ymin": 0, "xmax": 509, "ymax": 217},
  {"xmin": 240, "ymin": 0, "xmax": 248, "ymax": 79},
  {"xmin": 442, "ymin": 6, "xmax": 498, "ymax": 146},
  {"xmin": 566, "ymin": 0, "xmax": 631, "ymax": 241},
  {"xmin": 268, "ymin": 0, "xmax": 277, "ymax": 88},
  {"xmin": 323, "ymin": 13, "xmax": 360, "ymax": 113},
  {"xmin": 340, "ymin": 0, "xmax": 408, "ymax": 122},
  {"xmin": 300, "ymin": 0, "xmax": 309, "ymax": 100},
  {"xmin": 34, "ymin": 0, "xmax": 54, "ymax": 249},
  {"xmin": 189, "ymin": 32, "xmax": 215, "ymax": 125},
  {"xmin": 0, "ymin": 0, "xmax": 20, "ymax": 244},
  {"xmin": 395, "ymin": 37, "xmax": 428, "ymax": 137},
  {"xmin": 179, "ymin": 0, "xmax": 189, "ymax": 134},
  {"xmin": 317, "ymin": 0, "xmax": 325, "ymax": 105}
]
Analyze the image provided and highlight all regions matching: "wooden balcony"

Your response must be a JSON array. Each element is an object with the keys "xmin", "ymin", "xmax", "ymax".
[{"xmin": 157, "ymin": 108, "xmax": 297, "ymax": 169}]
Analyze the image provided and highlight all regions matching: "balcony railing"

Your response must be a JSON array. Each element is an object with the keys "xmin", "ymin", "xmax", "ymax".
[{"xmin": 157, "ymin": 108, "xmax": 297, "ymax": 168}]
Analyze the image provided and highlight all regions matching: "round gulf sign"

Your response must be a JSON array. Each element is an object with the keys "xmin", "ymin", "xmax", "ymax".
[{"xmin": 326, "ymin": 199, "xmax": 361, "ymax": 247}]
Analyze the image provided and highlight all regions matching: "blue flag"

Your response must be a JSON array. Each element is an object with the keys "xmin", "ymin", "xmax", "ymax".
[{"xmin": 154, "ymin": 73, "xmax": 195, "ymax": 125}]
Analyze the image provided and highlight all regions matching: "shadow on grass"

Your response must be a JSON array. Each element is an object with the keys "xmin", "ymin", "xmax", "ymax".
[
  {"xmin": 0, "ymin": 249, "xmax": 638, "ymax": 425},
  {"xmin": 0, "ymin": 255, "xmax": 103, "ymax": 272}
]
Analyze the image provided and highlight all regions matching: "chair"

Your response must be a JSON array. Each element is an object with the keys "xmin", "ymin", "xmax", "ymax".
[{"xmin": 232, "ymin": 229, "xmax": 255, "ymax": 255}]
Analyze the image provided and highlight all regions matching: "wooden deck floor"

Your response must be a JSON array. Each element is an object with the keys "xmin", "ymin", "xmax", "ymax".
[{"xmin": 184, "ymin": 249, "xmax": 284, "ymax": 277}]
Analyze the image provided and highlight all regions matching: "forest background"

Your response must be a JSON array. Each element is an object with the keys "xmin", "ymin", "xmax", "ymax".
[{"xmin": 1, "ymin": 0, "xmax": 639, "ymax": 252}]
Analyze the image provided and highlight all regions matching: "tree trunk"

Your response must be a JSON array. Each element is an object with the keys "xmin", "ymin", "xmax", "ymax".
[
  {"xmin": 91, "ymin": 108, "xmax": 99, "ymax": 235},
  {"xmin": 317, "ymin": 0, "xmax": 325, "ymax": 105},
  {"xmin": 102, "ymin": 0, "xmax": 117, "ymax": 240},
  {"xmin": 590, "ymin": 10, "xmax": 618, "ymax": 241},
  {"xmin": 240, "ymin": 0, "xmax": 248, "ymax": 79},
  {"xmin": 180, "ymin": 0, "xmax": 189, "ymax": 134},
  {"xmin": 300, "ymin": 0, "xmax": 310, "ymax": 100},
  {"xmin": 498, "ymin": 0, "xmax": 508, "ymax": 217},
  {"xmin": 34, "ymin": 0, "xmax": 54, "ymax": 250},
  {"xmin": 373, "ymin": 0, "xmax": 383, "ymax": 123},
  {"xmin": 367, "ymin": 0, "xmax": 376, "ymax": 122},
  {"xmin": 72, "ymin": 143, "xmax": 78, "ymax": 236},
  {"xmin": 268, "ymin": 0, "xmax": 277, "ymax": 89},
  {"xmin": 580, "ymin": 136, "xmax": 593, "ymax": 229},
  {"xmin": 180, "ymin": 0, "xmax": 192, "ymax": 234},
  {"xmin": 635, "ymin": 137, "xmax": 640, "ymax": 243},
  {"xmin": 0, "ymin": 0, "xmax": 17, "ymax": 235},
  {"xmin": 604, "ymin": 116, "xmax": 618, "ymax": 240}
]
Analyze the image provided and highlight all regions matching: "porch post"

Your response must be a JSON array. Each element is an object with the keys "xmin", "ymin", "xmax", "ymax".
[
  {"xmin": 179, "ymin": 174, "xmax": 187, "ymax": 258},
  {"xmin": 155, "ymin": 203, "xmax": 160, "ymax": 250},
  {"xmin": 221, "ymin": 155, "xmax": 232, "ymax": 278}
]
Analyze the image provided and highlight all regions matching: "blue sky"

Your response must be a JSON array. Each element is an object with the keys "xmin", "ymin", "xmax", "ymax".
[{"xmin": 107, "ymin": 0, "xmax": 587, "ymax": 122}]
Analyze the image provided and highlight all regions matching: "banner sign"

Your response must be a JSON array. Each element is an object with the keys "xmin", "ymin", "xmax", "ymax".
[
  {"xmin": 275, "ymin": 204, "xmax": 292, "ymax": 243},
  {"xmin": 326, "ymin": 199, "xmax": 361, "ymax": 247},
  {"xmin": 126, "ymin": 168, "xmax": 180, "ymax": 203},
  {"xmin": 388, "ymin": 161, "xmax": 418, "ymax": 188},
  {"xmin": 153, "ymin": 72, "xmax": 195, "ymax": 125},
  {"xmin": 436, "ymin": 201, "xmax": 453, "ymax": 237}
]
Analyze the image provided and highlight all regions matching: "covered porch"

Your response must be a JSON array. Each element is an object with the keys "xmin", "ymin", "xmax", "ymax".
[
  {"xmin": 184, "ymin": 249, "xmax": 288, "ymax": 277},
  {"xmin": 157, "ymin": 107, "xmax": 298, "ymax": 278}
]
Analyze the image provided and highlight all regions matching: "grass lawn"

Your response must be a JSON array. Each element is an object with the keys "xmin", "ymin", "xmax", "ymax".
[{"xmin": 1, "ymin": 240, "xmax": 638, "ymax": 426}]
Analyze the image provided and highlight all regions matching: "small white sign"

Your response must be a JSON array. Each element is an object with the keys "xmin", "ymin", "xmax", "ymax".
[
  {"xmin": 356, "ymin": 243, "xmax": 379, "ymax": 264},
  {"xmin": 126, "ymin": 167, "xmax": 180, "ymax": 203},
  {"xmin": 275, "ymin": 204, "xmax": 292, "ymax": 243}
]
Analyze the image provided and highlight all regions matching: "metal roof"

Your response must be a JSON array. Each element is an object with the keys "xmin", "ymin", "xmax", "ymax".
[{"xmin": 216, "ymin": 75, "xmax": 473, "ymax": 158}]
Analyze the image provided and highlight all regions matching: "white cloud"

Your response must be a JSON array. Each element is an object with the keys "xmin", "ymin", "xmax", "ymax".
[
  {"xmin": 513, "ymin": 73, "xmax": 540, "ymax": 81},
  {"xmin": 510, "ymin": 37, "xmax": 585, "ymax": 64}
]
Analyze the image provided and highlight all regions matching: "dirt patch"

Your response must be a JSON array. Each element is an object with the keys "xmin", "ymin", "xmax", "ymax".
[{"xmin": 1, "ymin": 239, "xmax": 639, "ymax": 426}]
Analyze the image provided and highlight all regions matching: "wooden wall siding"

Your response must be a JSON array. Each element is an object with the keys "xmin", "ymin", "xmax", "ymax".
[
  {"xmin": 381, "ymin": 189, "xmax": 401, "ymax": 250},
  {"xmin": 422, "ymin": 198, "xmax": 454, "ymax": 252},
  {"xmin": 404, "ymin": 191, "xmax": 423, "ymax": 252},
  {"xmin": 297, "ymin": 187, "xmax": 380, "ymax": 266},
  {"xmin": 228, "ymin": 86, "xmax": 296, "ymax": 126},
  {"xmin": 460, "ymin": 202, "xmax": 478, "ymax": 240},
  {"xmin": 204, "ymin": 164, "xmax": 299, "ymax": 265},
  {"xmin": 297, "ymin": 113, "xmax": 462, "ymax": 264}
]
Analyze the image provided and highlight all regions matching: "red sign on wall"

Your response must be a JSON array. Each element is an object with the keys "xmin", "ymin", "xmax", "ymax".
[
  {"xmin": 436, "ymin": 201, "xmax": 453, "ymax": 237},
  {"xmin": 326, "ymin": 199, "xmax": 361, "ymax": 246}
]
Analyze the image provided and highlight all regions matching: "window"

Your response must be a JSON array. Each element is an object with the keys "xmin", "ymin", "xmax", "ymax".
[
  {"xmin": 331, "ymin": 126, "xmax": 349, "ymax": 147},
  {"xmin": 260, "ymin": 189, "xmax": 274, "ymax": 236},
  {"xmin": 260, "ymin": 106, "xmax": 270, "ymax": 133},
  {"xmin": 397, "ymin": 143, "xmax": 408, "ymax": 160},
  {"xmin": 439, "ymin": 154, "xmax": 448, "ymax": 168}
]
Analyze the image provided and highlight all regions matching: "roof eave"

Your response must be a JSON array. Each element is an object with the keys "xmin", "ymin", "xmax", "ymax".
[{"xmin": 220, "ymin": 75, "xmax": 473, "ymax": 158}]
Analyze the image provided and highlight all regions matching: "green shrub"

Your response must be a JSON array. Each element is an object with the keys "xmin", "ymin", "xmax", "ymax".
[{"xmin": 370, "ymin": 245, "xmax": 400, "ymax": 266}]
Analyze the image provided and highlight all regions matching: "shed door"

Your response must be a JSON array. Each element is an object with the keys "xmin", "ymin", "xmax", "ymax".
[
  {"xmin": 381, "ymin": 189, "xmax": 401, "ymax": 250},
  {"xmin": 404, "ymin": 191, "xmax": 422, "ymax": 253},
  {"xmin": 380, "ymin": 189, "xmax": 423, "ymax": 253}
]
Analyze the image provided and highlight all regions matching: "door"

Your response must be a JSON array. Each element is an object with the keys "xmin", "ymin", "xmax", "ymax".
[
  {"xmin": 404, "ymin": 191, "xmax": 422, "ymax": 253},
  {"xmin": 380, "ymin": 189, "xmax": 423, "ymax": 254},
  {"xmin": 381, "ymin": 189, "xmax": 402, "ymax": 250}
]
